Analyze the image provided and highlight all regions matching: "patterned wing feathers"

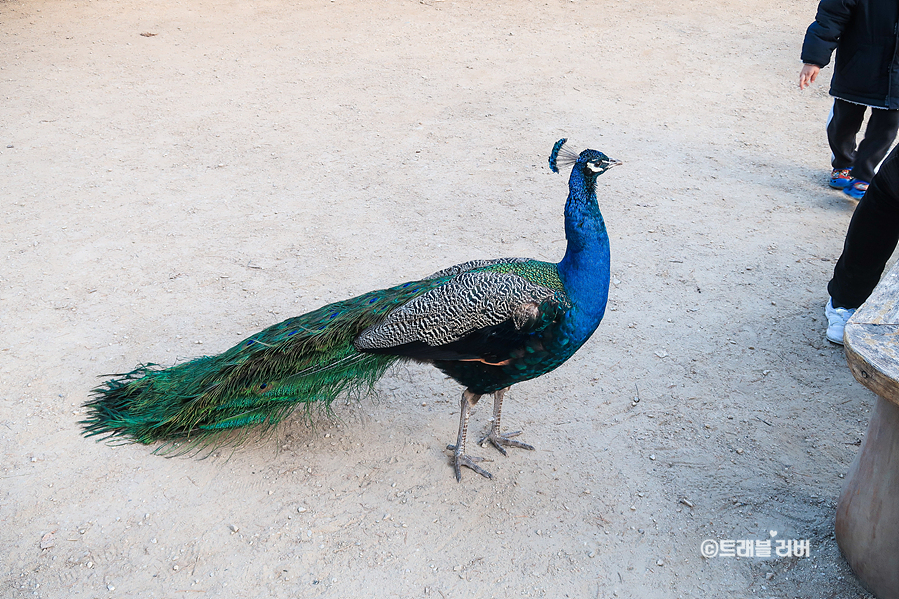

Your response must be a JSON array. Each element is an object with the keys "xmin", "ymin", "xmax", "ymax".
[
  {"xmin": 354, "ymin": 271, "xmax": 559, "ymax": 351},
  {"xmin": 426, "ymin": 257, "xmax": 529, "ymax": 279}
]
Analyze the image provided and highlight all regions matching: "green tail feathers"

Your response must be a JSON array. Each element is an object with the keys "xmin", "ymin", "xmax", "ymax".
[{"xmin": 81, "ymin": 278, "xmax": 443, "ymax": 445}]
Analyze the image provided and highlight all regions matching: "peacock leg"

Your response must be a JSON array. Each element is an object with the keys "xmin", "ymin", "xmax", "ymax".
[
  {"xmin": 479, "ymin": 386, "xmax": 535, "ymax": 455},
  {"xmin": 446, "ymin": 389, "xmax": 493, "ymax": 481}
]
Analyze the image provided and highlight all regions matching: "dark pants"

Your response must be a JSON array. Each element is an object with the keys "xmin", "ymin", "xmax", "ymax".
[
  {"xmin": 828, "ymin": 98, "xmax": 899, "ymax": 184},
  {"xmin": 829, "ymin": 144, "xmax": 899, "ymax": 309}
]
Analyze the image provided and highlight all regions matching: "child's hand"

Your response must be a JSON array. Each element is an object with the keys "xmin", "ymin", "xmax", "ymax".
[{"xmin": 799, "ymin": 64, "xmax": 820, "ymax": 90}]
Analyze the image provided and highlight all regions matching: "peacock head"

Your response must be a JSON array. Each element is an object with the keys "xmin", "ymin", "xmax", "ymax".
[{"xmin": 549, "ymin": 138, "xmax": 621, "ymax": 182}]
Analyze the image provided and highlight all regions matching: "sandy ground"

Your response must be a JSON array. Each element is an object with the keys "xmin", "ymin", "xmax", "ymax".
[{"xmin": 0, "ymin": 0, "xmax": 888, "ymax": 597}]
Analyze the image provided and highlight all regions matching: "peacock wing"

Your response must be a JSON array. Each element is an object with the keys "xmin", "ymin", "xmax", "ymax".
[
  {"xmin": 353, "ymin": 271, "xmax": 566, "ymax": 360},
  {"xmin": 426, "ymin": 257, "xmax": 530, "ymax": 279}
]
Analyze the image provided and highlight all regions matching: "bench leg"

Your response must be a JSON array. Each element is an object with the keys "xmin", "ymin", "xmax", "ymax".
[{"xmin": 836, "ymin": 395, "xmax": 899, "ymax": 599}]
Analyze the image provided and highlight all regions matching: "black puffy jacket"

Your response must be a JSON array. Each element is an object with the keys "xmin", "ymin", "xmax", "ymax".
[{"xmin": 801, "ymin": 0, "xmax": 899, "ymax": 109}]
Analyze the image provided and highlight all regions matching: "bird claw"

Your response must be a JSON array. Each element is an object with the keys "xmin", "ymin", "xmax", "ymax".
[
  {"xmin": 478, "ymin": 430, "xmax": 536, "ymax": 456},
  {"xmin": 446, "ymin": 444, "xmax": 493, "ymax": 481}
]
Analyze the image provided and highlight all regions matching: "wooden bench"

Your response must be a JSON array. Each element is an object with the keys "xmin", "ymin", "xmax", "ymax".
[{"xmin": 838, "ymin": 261, "xmax": 899, "ymax": 599}]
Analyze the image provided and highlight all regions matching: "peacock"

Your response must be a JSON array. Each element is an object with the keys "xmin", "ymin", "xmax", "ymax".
[{"xmin": 82, "ymin": 139, "xmax": 619, "ymax": 481}]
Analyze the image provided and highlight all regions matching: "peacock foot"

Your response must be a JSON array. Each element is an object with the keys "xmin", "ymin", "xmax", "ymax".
[
  {"xmin": 479, "ymin": 429, "xmax": 535, "ymax": 456},
  {"xmin": 446, "ymin": 444, "xmax": 493, "ymax": 481}
]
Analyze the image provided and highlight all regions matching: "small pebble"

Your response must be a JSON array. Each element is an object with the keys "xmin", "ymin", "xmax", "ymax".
[
  {"xmin": 173, "ymin": 564, "xmax": 179, "ymax": 571},
  {"xmin": 40, "ymin": 532, "xmax": 55, "ymax": 549},
  {"xmin": 649, "ymin": 454, "xmax": 656, "ymax": 461},
  {"xmin": 297, "ymin": 506, "xmax": 307, "ymax": 513},
  {"xmin": 229, "ymin": 524, "xmax": 239, "ymax": 533},
  {"xmin": 657, "ymin": 559, "xmax": 664, "ymax": 566},
  {"xmin": 107, "ymin": 584, "xmax": 115, "ymax": 591}
]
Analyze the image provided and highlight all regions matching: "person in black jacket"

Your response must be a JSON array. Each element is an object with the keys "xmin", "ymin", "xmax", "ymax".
[{"xmin": 800, "ymin": 0, "xmax": 899, "ymax": 200}]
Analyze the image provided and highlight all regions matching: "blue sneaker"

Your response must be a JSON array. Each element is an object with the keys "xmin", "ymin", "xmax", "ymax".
[
  {"xmin": 829, "ymin": 168, "xmax": 853, "ymax": 189},
  {"xmin": 844, "ymin": 179, "xmax": 869, "ymax": 200}
]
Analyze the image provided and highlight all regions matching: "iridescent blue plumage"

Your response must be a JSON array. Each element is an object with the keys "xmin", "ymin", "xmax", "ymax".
[{"xmin": 82, "ymin": 140, "xmax": 619, "ymax": 481}]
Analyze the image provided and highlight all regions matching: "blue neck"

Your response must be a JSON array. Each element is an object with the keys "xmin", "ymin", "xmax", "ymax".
[{"xmin": 557, "ymin": 166, "xmax": 611, "ymax": 341}]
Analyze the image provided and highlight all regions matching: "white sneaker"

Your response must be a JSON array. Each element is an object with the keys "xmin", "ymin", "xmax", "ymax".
[{"xmin": 825, "ymin": 299, "xmax": 855, "ymax": 345}]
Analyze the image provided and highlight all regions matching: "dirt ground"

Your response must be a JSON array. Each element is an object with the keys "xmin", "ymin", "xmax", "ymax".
[{"xmin": 0, "ymin": 0, "xmax": 889, "ymax": 597}]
